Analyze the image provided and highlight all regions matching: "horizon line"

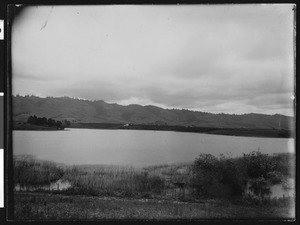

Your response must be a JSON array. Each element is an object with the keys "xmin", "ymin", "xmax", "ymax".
[{"xmin": 12, "ymin": 94, "xmax": 294, "ymax": 117}]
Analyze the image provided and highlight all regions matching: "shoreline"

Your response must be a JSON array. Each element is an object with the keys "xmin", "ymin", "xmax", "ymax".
[{"xmin": 12, "ymin": 122, "xmax": 294, "ymax": 138}]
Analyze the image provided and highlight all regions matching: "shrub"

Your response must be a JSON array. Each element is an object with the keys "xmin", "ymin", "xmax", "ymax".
[
  {"xmin": 191, "ymin": 154, "xmax": 223, "ymax": 198},
  {"xmin": 242, "ymin": 151, "xmax": 276, "ymax": 179},
  {"xmin": 14, "ymin": 155, "xmax": 64, "ymax": 190},
  {"xmin": 191, "ymin": 151, "xmax": 292, "ymax": 200},
  {"xmin": 219, "ymin": 156, "xmax": 247, "ymax": 197}
]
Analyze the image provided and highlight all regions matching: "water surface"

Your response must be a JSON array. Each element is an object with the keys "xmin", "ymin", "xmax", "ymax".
[{"xmin": 13, "ymin": 128, "xmax": 294, "ymax": 167}]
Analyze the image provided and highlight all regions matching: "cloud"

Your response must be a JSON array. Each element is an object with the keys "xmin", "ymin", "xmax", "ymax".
[{"xmin": 11, "ymin": 5, "xmax": 295, "ymax": 116}]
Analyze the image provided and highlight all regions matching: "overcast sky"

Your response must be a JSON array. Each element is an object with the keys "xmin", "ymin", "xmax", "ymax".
[{"xmin": 12, "ymin": 4, "xmax": 295, "ymax": 116}]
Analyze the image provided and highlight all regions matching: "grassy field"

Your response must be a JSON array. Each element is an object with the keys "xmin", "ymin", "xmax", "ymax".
[{"xmin": 14, "ymin": 192, "xmax": 294, "ymax": 220}]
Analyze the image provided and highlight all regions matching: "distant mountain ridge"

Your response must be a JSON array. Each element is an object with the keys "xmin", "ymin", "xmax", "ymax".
[{"xmin": 13, "ymin": 95, "xmax": 294, "ymax": 130}]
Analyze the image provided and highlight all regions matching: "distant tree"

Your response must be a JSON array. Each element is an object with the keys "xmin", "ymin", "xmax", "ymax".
[
  {"xmin": 27, "ymin": 115, "xmax": 38, "ymax": 125},
  {"xmin": 27, "ymin": 116, "xmax": 33, "ymax": 124},
  {"xmin": 41, "ymin": 117, "xmax": 47, "ymax": 125},
  {"xmin": 56, "ymin": 120, "xmax": 63, "ymax": 129},
  {"xmin": 64, "ymin": 120, "xmax": 71, "ymax": 127},
  {"xmin": 47, "ymin": 118, "xmax": 56, "ymax": 127},
  {"xmin": 26, "ymin": 115, "xmax": 70, "ymax": 129},
  {"xmin": 33, "ymin": 115, "xmax": 38, "ymax": 123},
  {"xmin": 62, "ymin": 120, "xmax": 71, "ymax": 128},
  {"xmin": 36, "ymin": 117, "xmax": 44, "ymax": 126}
]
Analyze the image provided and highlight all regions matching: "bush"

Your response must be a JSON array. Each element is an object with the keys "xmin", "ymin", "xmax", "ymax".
[
  {"xmin": 191, "ymin": 154, "xmax": 222, "ymax": 198},
  {"xmin": 219, "ymin": 156, "xmax": 247, "ymax": 197},
  {"xmin": 242, "ymin": 151, "xmax": 276, "ymax": 179},
  {"xmin": 14, "ymin": 155, "xmax": 64, "ymax": 190},
  {"xmin": 191, "ymin": 151, "xmax": 292, "ymax": 200}
]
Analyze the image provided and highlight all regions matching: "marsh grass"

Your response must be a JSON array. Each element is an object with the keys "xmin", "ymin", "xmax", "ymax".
[
  {"xmin": 13, "ymin": 152, "xmax": 295, "ymax": 220},
  {"xmin": 62, "ymin": 165, "xmax": 167, "ymax": 197}
]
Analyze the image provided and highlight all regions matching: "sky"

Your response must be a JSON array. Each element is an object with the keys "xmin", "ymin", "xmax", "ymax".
[{"xmin": 12, "ymin": 4, "xmax": 295, "ymax": 116}]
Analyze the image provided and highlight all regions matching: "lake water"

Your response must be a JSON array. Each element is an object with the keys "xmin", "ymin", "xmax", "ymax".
[{"xmin": 13, "ymin": 128, "xmax": 295, "ymax": 167}]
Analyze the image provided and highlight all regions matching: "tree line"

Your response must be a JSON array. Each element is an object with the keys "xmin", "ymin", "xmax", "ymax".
[{"xmin": 27, "ymin": 115, "xmax": 71, "ymax": 129}]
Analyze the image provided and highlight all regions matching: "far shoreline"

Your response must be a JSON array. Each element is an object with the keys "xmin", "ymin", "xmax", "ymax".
[{"xmin": 13, "ymin": 122, "xmax": 294, "ymax": 139}]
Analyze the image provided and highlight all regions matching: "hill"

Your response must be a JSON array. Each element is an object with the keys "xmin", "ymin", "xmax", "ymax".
[{"xmin": 13, "ymin": 95, "xmax": 294, "ymax": 131}]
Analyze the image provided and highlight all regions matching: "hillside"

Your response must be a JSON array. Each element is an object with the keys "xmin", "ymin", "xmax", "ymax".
[{"xmin": 13, "ymin": 95, "xmax": 294, "ymax": 130}]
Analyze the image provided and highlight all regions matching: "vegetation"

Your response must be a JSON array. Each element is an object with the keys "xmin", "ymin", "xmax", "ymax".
[
  {"xmin": 56, "ymin": 166, "xmax": 166, "ymax": 198},
  {"xmin": 14, "ymin": 155, "xmax": 64, "ymax": 191},
  {"xmin": 13, "ymin": 151, "xmax": 295, "ymax": 219},
  {"xmin": 14, "ymin": 192, "xmax": 294, "ymax": 220},
  {"xmin": 14, "ymin": 152, "xmax": 294, "ymax": 200},
  {"xmin": 13, "ymin": 95, "xmax": 294, "ymax": 137},
  {"xmin": 69, "ymin": 123, "xmax": 292, "ymax": 138},
  {"xmin": 191, "ymin": 151, "xmax": 294, "ymax": 200},
  {"xmin": 120, "ymin": 124, "xmax": 293, "ymax": 138},
  {"xmin": 27, "ymin": 115, "xmax": 71, "ymax": 129}
]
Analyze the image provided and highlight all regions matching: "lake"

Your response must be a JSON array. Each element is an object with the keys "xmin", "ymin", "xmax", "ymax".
[{"xmin": 13, "ymin": 128, "xmax": 295, "ymax": 167}]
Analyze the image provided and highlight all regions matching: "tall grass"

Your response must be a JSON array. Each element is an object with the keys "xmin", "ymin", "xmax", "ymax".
[
  {"xmin": 63, "ymin": 165, "xmax": 166, "ymax": 197},
  {"xmin": 14, "ymin": 155, "xmax": 64, "ymax": 191},
  {"xmin": 13, "ymin": 151, "xmax": 294, "ymax": 203}
]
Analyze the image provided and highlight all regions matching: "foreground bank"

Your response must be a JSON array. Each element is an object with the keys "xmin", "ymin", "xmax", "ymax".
[
  {"xmin": 14, "ymin": 192, "xmax": 294, "ymax": 220},
  {"xmin": 13, "ymin": 151, "xmax": 295, "ymax": 220}
]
